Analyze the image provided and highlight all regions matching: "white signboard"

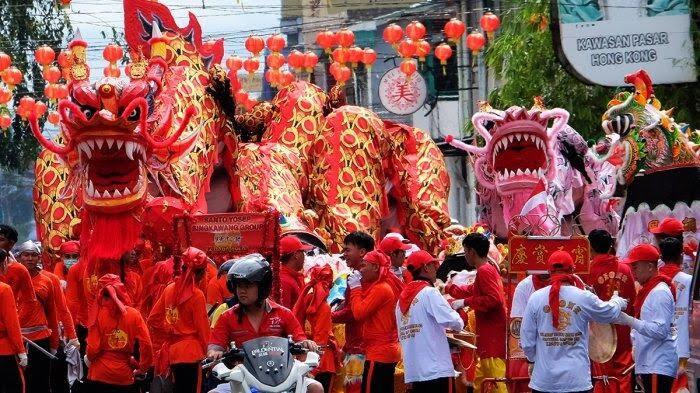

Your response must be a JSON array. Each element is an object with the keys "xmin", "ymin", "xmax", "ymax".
[
  {"xmin": 378, "ymin": 67, "xmax": 427, "ymax": 115},
  {"xmin": 551, "ymin": 0, "xmax": 696, "ymax": 86}
]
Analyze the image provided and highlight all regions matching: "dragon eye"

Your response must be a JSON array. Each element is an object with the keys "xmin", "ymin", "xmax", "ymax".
[
  {"xmin": 127, "ymin": 107, "xmax": 141, "ymax": 121},
  {"xmin": 80, "ymin": 105, "xmax": 96, "ymax": 119}
]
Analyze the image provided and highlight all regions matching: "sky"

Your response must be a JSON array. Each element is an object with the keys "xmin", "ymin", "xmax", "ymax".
[{"xmin": 67, "ymin": 0, "xmax": 284, "ymax": 69}]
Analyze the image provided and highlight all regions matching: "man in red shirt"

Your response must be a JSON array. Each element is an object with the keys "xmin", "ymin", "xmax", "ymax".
[
  {"xmin": 586, "ymin": 229, "xmax": 636, "ymax": 393},
  {"xmin": 0, "ymin": 248, "xmax": 27, "ymax": 393},
  {"xmin": 279, "ymin": 235, "xmax": 314, "ymax": 309},
  {"xmin": 332, "ymin": 231, "xmax": 374, "ymax": 393},
  {"xmin": 447, "ymin": 233, "xmax": 507, "ymax": 393},
  {"xmin": 207, "ymin": 254, "xmax": 321, "ymax": 393}
]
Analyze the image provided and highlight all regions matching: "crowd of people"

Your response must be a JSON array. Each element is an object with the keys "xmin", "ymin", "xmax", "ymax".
[{"xmin": 0, "ymin": 215, "xmax": 694, "ymax": 393}]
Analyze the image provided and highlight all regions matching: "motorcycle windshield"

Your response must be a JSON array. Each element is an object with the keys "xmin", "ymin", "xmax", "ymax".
[{"xmin": 242, "ymin": 336, "xmax": 295, "ymax": 387}]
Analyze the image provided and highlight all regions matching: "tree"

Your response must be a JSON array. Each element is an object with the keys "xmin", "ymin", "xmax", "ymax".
[
  {"xmin": 485, "ymin": 0, "xmax": 698, "ymax": 141},
  {"xmin": 0, "ymin": 1, "xmax": 71, "ymax": 171}
]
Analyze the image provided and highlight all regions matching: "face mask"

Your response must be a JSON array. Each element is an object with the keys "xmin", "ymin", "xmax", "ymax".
[{"xmin": 64, "ymin": 257, "xmax": 78, "ymax": 269}]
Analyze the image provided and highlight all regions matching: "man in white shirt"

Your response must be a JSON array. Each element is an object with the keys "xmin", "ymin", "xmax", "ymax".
[
  {"xmin": 615, "ymin": 244, "xmax": 677, "ymax": 393},
  {"xmin": 657, "ymin": 238, "xmax": 691, "ymax": 391},
  {"xmin": 395, "ymin": 250, "xmax": 464, "ymax": 393},
  {"xmin": 520, "ymin": 251, "xmax": 627, "ymax": 393}
]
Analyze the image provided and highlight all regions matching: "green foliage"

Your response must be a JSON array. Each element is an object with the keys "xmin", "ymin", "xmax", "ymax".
[
  {"xmin": 485, "ymin": 0, "xmax": 699, "ymax": 142},
  {"xmin": 0, "ymin": 1, "xmax": 71, "ymax": 171}
]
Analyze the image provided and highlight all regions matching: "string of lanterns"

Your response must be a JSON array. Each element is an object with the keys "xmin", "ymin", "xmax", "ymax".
[{"xmin": 384, "ymin": 9, "xmax": 501, "ymax": 77}]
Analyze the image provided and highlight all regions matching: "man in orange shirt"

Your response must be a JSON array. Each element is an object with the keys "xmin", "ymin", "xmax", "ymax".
[
  {"xmin": 53, "ymin": 240, "xmax": 80, "ymax": 283},
  {"xmin": 15, "ymin": 240, "xmax": 60, "ymax": 393},
  {"xmin": 587, "ymin": 229, "xmax": 636, "ymax": 393},
  {"xmin": 349, "ymin": 250, "xmax": 402, "ymax": 393},
  {"xmin": 0, "ymin": 248, "xmax": 27, "ymax": 393},
  {"xmin": 279, "ymin": 235, "xmax": 314, "ymax": 309},
  {"xmin": 84, "ymin": 274, "xmax": 152, "ymax": 392},
  {"xmin": 332, "ymin": 231, "xmax": 374, "ymax": 393},
  {"xmin": 149, "ymin": 247, "xmax": 210, "ymax": 393}
]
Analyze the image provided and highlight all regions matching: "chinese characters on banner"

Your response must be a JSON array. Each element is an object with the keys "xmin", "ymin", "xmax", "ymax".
[{"xmin": 508, "ymin": 236, "xmax": 591, "ymax": 274}]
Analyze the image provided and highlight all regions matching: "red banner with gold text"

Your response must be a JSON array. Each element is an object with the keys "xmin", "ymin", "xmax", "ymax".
[{"xmin": 508, "ymin": 236, "xmax": 590, "ymax": 274}]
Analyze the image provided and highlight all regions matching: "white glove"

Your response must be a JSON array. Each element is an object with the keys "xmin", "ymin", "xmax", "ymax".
[
  {"xmin": 614, "ymin": 312, "xmax": 635, "ymax": 327},
  {"xmin": 83, "ymin": 355, "xmax": 91, "ymax": 368},
  {"xmin": 451, "ymin": 299, "xmax": 465, "ymax": 310},
  {"xmin": 347, "ymin": 271, "xmax": 362, "ymax": 290},
  {"xmin": 68, "ymin": 338, "xmax": 80, "ymax": 349},
  {"xmin": 60, "ymin": 280, "xmax": 68, "ymax": 290},
  {"xmin": 609, "ymin": 292, "xmax": 628, "ymax": 311},
  {"xmin": 18, "ymin": 353, "xmax": 28, "ymax": 367}
]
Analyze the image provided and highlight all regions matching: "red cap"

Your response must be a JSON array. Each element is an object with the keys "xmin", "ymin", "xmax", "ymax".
[
  {"xmin": 59, "ymin": 240, "xmax": 80, "ymax": 255},
  {"xmin": 547, "ymin": 250, "xmax": 574, "ymax": 271},
  {"xmin": 280, "ymin": 235, "xmax": 314, "ymax": 255},
  {"xmin": 650, "ymin": 218, "xmax": 684, "ymax": 236},
  {"xmin": 406, "ymin": 250, "xmax": 438, "ymax": 271},
  {"xmin": 379, "ymin": 236, "xmax": 411, "ymax": 254},
  {"xmin": 622, "ymin": 243, "xmax": 660, "ymax": 265},
  {"xmin": 363, "ymin": 250, "xmax": 391, "ymax": 267}
]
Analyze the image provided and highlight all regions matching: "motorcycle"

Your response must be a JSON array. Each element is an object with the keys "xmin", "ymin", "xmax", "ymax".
[{"xmin": 203, "ymin": 336, "xmax": 320, "ymax": 393}]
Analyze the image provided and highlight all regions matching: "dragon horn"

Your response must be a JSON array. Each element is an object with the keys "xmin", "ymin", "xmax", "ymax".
[
  {"xmin": 142, "ymin": 106, "xmax": 196, "ymax": 150},
  {"xmin": 623, "ymin": 69, "xmax": 653, "ymax": 105},
  {"xmin": 29, "ymin": 112, "xmax": 73, "ymax": 156},
  {"xmin": 444, "ymin": 135, "xmax": 486, "ymax": 155}
]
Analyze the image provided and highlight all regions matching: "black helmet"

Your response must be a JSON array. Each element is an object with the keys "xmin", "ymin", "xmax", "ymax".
[
  {"xmin": 218, "ymin": 259, "xmax": 235, "ymax": 277},
  {"xmin": 226, "ymin": 253, "xmax": 272, "ymax": 302}
]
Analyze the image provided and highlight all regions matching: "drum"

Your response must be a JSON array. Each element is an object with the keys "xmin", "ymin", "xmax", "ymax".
[{"xmin": 588, "ymin": 321, "xmax": 617, "ymax": 363}]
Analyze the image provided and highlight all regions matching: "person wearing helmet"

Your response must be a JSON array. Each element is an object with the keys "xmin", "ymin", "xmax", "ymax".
[
  {"xmin": 208, "ymin": 259, "xmax": 238, "ymax": 327},
  {"xmin": 207, "ymin": 254, "xmax": 322, "ymax": 393},
  {"xmin": 207, "ymin": 254, "xmax": 318, "ymax": 358}
]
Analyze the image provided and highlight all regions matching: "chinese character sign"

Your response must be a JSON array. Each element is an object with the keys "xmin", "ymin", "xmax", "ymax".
[
  {"xmin": 508, "ymin": 236, "xmax": 590, "ymax": 274},
  {"xmin": 378, "ymin": 67, "xmax": 427, "ymax": 115}
]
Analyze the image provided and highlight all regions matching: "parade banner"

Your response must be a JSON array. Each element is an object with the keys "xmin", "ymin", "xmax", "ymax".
[
  {"xmin": 174, "ymin": 212, "xmax": 280, "ymax": 257},
  {"xmin": 508, "ymin": 236, "xmax": 590, "ymax": 274}
]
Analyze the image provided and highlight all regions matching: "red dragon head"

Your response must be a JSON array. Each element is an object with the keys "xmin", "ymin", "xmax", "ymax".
[{"xmin": 30, "ymin": 62, "xmax": 196, "ymax": 214}]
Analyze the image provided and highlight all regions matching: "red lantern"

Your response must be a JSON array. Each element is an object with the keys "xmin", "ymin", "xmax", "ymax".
[
  {"xmin": 398, "ymin": 39, "xmax": 417, "ymax": 59},
  {"xmin": 243, "ymin": 57, "xmax": 260, "ymax": 74},
  {"xmin": 2, "ymin": 66, "xmax": 23, "ymax": 89},
  {"xmin": 330, "ymin": 62, "xmax": 351, "ymax": 84},
  {"xmin": 400, "ymin": 59, "xmax": 417, "ymax": 77},
  {"xmin": 34, "ymin": 45, "xmax": 55, "ymax": 67},
  {"xmin": 234, "ymin": 89, "xmax": 249, "ymax": 104},
  {"xmin": 266, "ymin": 34, "xmax": 286, "ymax": 53},
  {"xmin": 265, "ymin": 69, "xmax": 280, "ymax": 86},
  {"xmin": 34, "ymin": 101, "xmax": 47, "ymax": 118},
  {"xmin": 406, "ymin": 21, "xmax": 426, "ymax": 41},
  {"xmin": 316, "ymin": 30, "xmax": 335, "ymax": 54},
  {"xmin": 245, "ymin": 35, "xmax": 265, "ymax": 56},
  {"xmin": 44, "ymin": 84, "xmax": 57, "ymax": 100},
  {"xmin": 266, "ymin": 52, "xmax": 286, "ymax": 70},
  {"xmin": 43, "ymin": 66, "xmax": 62, "ymax": 83},
  {"xmin": 362, "ymin": 48, "xmax": 377, "ymax": 69},
  {"xmin": 48, "ymin": 111, "xmax": 60, "ymax": 125},
  {"xmin": 303, "ymin": 51, "xmax": 318, "ymax": 72},
  {"xmin": 226, "ymin": 55, "xmax": 243, "ymax": 71},
  {"xmin": 0, "ymin": 52, "xmax": 11, "ymax": 72},
  {"xmin": 336, "ymin": 29, "xmax": 355, "ymax": 48},
  {"xmin": 279, "ymin": 70, "xmax": 295, "ymax": 87},
  {"xmin": 383, "ymin": 23, "xmax": 403, "ymax": 47},
  {"xmin": 434, "ymin": 43, "xmax": 453, "ymax": 75},
  {"xmin": 347, "ymin": 46, "xmax": 363, "ymax": 67},
  {"xmin": 102, "ymin": 43, "xmax": 123, "ymax": 63},
  {"xmin": 103, "ymin": 64, "xmax": 121, "ymax": 78},
  {"xmin": 287, "ymin": 50, "xmax": 305, "ymax": 71},
  {"xmin": 331, "ymin": 47, "xmax": 348, "ymax": 64},
  {"xmin": 0, "ymin": 114, "xmax": 11, "ymax": 129},
  {"xmin": 466, "ymin": 30, "xmax": 486, "ymax": 55},
  {"xmin": 17, "ymin": 96, "xmax": 35, "ymax": 120},
  {"xmin": 444, "ymin": 18, "xmax": 466, "ymax": 43},
  {"xmin": 57, "ymin": 50, "xmax": 72, "ymax": 68},
  {"xmin": 54, "ymin": 84, "xmax": 69, "ymax": 100},
  {"xmin": 480, "ymin": 10, "xmax": 501, "ymax": 40},
  {"xmin": 0, "ymin": 87, "xmax": 12, "ymax": 104},
  {"xmin": 416, "ymin": 39, "xmax": 431, "ymax": 62}
]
